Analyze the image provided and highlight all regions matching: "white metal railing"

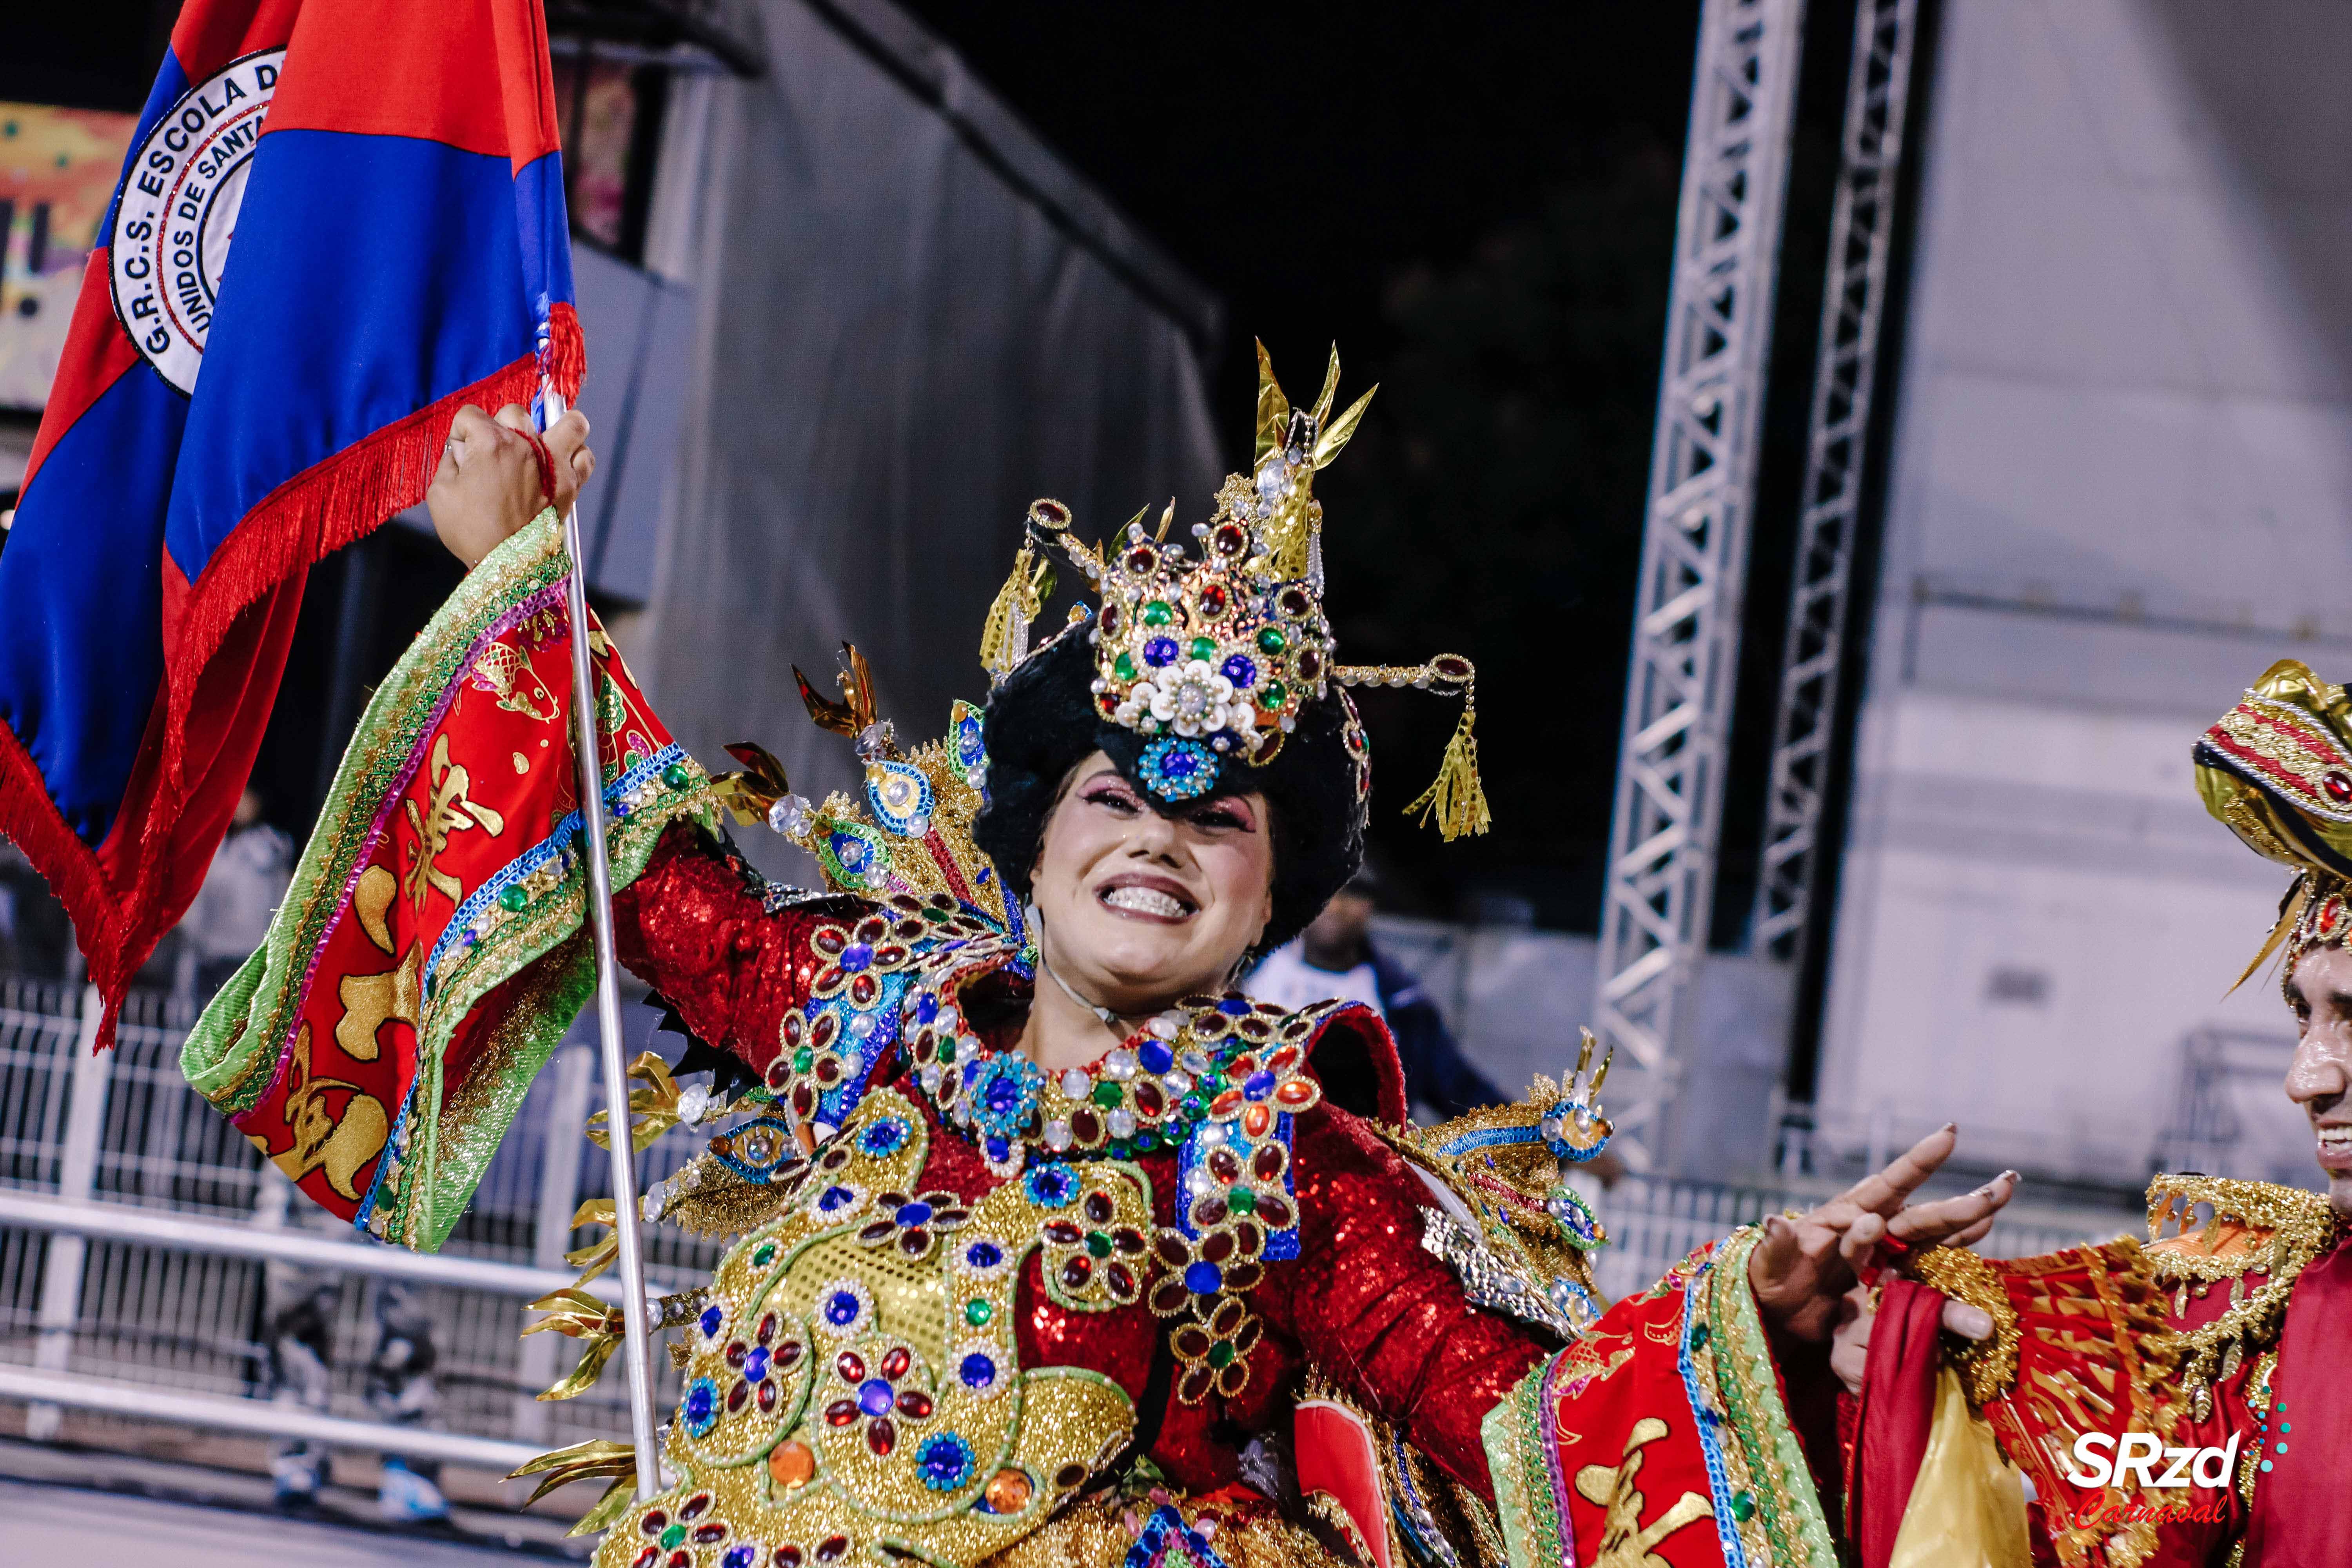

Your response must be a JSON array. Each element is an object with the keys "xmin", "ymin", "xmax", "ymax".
[{"xmin": 0, "ymin": 972, "xmax": 2146, "ymax": 1472}]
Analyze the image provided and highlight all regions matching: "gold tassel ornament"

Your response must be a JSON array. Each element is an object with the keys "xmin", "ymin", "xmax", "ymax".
[
  {"xmin": 978, "ymin": 510, "xmax": 1061, "ymax": 683},
  {"xmin": 1337, "ymin": 655, "xmax": 1490, "ymax": 841}
]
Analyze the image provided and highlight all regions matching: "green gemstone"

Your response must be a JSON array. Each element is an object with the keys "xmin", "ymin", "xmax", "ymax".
[
  {"xmin": 1226, "ymin": 1187, "xmax": 1256, "ymax": 1216},
  {"xmin": 662, "ymin": 763, "xmax": 691, "ymax": 790},
  {"xmin": 1188, "ymin": 636, "xmax": 1217, "ymax": 661},
  {"xmin": 753, "ymin": 1242, "xmax": 777, "ymax": 1267},
  {"xmin": 965, "ymin": 1298, "xmax": 995, "ymax": 1327},
  {"xmin": 794, "ymin": 1047, "xmax": 815, "ymax": 1073},
  {"xmin": 1142, "ymin": 600, "xmax": 1174, "ymax": 627},
  {"xmin": 1256, "ymin": 626, "xmax": 1287, "ymax": 653},
  {"xmin": 1114, "ymin": 651, "xmax": 1138, "ymax": 681},
  {"xmin": 1256, "ymin": 681, "xmax": 1287, "ymax": 710},
  {"xmin": 1092, "ymin": 1081, "xmax": 1124, "ymax": 1109},
  {"xmin": 1730, "ymin": 1491, "xmax": 1755, "ymax": 1523},
  {"xmin": 497, "ymin": 883, "xmax": 529, "ymax": 913},
  {"xmin": 661, "ymin": 1524, "xmax": 686, "ymax": 1549},
  {"xmin": 1206, "ymin": 1341, "xmax": 1235, "ymax": 1369},
  {"xmin": 1690, "ymin": 1321, "xmax": 1711, "ymax": 1352},
  {"xmin": 1085, "ymin": 1231, "xmax": 1113, "ymax": 1259},
  {"xmin": 921, "ymin": 905, "xmax": 950, "ymax": 922}
]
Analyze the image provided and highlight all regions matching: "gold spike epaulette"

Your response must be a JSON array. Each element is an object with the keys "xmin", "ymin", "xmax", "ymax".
[
  {"xmin": 2145, "ymin": 1174, "xmax": 2341, "ymax": 1419},
  {"xmin": 1372, "ymin": 1035, "xmax": 1617, "ymax": 1341}
]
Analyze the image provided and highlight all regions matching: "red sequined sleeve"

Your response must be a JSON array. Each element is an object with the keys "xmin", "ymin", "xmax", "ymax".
[
  {"xmin": 1254, "ymin": 1104, "xmax": 1550, "ymax": 1501},
  {"xmin": 610, "ymin": 821, "xmax": 837, "ymax": 1080}
]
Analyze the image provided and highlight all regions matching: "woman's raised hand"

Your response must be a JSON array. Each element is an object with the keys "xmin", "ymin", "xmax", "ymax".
[
  {"xmin": 1747, "ymin": 1125, "xmax": 2016, "ymax": 1344},
  {"xmin": 426, "ymin": 402, "xmax": 594, "ymax": 567}
]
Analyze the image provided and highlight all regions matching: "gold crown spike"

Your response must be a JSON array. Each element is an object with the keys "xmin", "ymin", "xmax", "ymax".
[
  {"xmin": 980, "ymin": 503, "xmax": 1065, "ymax": 684},
  {"xmin": 1336, "ymin": 655, "xmax": 1490, "ymax": 840}
]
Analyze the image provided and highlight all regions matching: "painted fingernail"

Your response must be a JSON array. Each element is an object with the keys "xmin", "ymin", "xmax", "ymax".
[{"xmin": 1940, "ymin": 1122, "xmax": 1957, "ymax": 1133}]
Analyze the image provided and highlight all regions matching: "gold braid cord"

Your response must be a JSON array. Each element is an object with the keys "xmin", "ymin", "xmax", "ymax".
[
  {"xmin": 1905, "ymin": 1245, "xmax": 2021, "ymax": 1409},
  {"xmin": 2145, "ymin": 1174, "xmax": 2340, "ymax": 1420}
]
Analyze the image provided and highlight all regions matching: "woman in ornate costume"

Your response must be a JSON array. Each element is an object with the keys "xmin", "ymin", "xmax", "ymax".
[{"xmin": 183, "ymin": 352, "xmax": 2013, "ymax": 1568}]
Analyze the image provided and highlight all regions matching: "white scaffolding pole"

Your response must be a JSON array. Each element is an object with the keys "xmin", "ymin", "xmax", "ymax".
[
  {"xmin": 1751, "ymin": 0, "xmax": 1923, "ymax": 964},
  {"xmin": 1595, "ymin": 0, "xmax": 1806, "ymax": 1172}
]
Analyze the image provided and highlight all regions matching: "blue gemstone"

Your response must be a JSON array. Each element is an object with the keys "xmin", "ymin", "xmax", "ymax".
[
  {"xmin": 840, "ymin": 942, "xmax": 874, "ymax": 972},
  {"xmin": 858, "ymin": 1378, "xmax": 897, "ymax": 1417},
  {"xmin": 1220, "ymin": 654, "xmax": 1258, "ymax": 688},
  {"xmin": 1144, "ymin": 636, "xmax": 1179, "ymax": 668},
  {"xmin": 895, "ymin": 1200, "xmax": 935, "ymax": 1227},
  {"xmin": 745, "ymin": 1347, "xmax": 770, "ymax": 1381},
  {"xmin": 965, "ymin": 1241, "xmax": 1003, "ymax": 1269},
  {"xmin": 818, "ymin": 1185, "xmax": 855, "ymax": 1212},
  {"xmin": 1219, "ymin": 998, "xmax": 1251, "ymax": 1016},
  {"xmin": 915, "ymin": 992, "xmax": 940, "ymax": 1023},
  {"xmin": 1139, "ymin": 1040, "xmax": 1174, "ymax": 1075},
  {"xmin": 699, "ymin": 1305, "xmax": 724, "ymax": 1338},
  {"xmin": 984, "ymin": 1075, "xmax": 1024, "ymax": 1114},
  {"xmin": 960, "ymin": 1352, "xmax": 997, "ymax": 1389},
  {"xmin": 1184, "ymin": 1260, "xmax": 1224, "ymax": 1295},
  {"xmin": 723, "ymin": 1548, "xmax": 756, "ymax": 1568},
  {"xmin": 684, "ymin": 1379, "xmax": 717, "ymax": 1422},
  {"xmin": 978, "ymin": 868, "xmax": 992, "ymax": 883},
  {"xmin": 984, "ymin": 1134, "xmax": 1011, "ymax": 1163},
  {"xmin": 916, "ymin": 1434, "xmax": 972, "ymax": 1487},
  {"xmin": 825, "ymin": 1290, "xmax": 861, "ymax": 1326},
  {"xmin": 1163, "ymin": 749, "xmax": 1198, "ymax": 778},
  {"xmin": 1243, "ymin": 1069, "xmax": 1276, "ymax": 1101}
]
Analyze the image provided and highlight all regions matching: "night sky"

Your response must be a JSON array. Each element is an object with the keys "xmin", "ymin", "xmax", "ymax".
[{"xmin": 6, "ymin": 1, "xmax": 1890, "ymax": 944}]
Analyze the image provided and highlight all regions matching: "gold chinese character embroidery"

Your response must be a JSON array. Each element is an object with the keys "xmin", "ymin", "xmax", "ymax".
[
  {"xmin": 402, "ymin": 735, "xmax": 506, "ymax": 912},
  {"xmin": 1574, "ymin": 1416, "xmax": 1714, "ymax": 1568}
]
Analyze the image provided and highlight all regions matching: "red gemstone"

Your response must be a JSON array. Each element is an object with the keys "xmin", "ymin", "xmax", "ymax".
[
  {"xmin": 758, "ymin": 1379, "xmax": 779, "ymax": 1413},
  {"xmin": 727, "ymin": 1381, "xmax": 749, "ymax": 1412},
  {"xmin": 897, "ymin": 1388, "xmax": 934, "ymax": 1419},
  {"xmin": 1044, "ymin": 1220, "xmax": 1082, "ymax": 1245},
  {"xmin": 837, "ymin": 1351, "xmax": 866, "ymax": 1382},
  {"xmin": 1061, "ymin": 1256, "xmax": 1093, "ymax": 1289},
  {"xmin": 775, "ymin": 1550, "xmax": 804, "ymax": 1568},
  {"xmin": 1134, "ymin": 1082, "xmax": 1165, "ymax": 1118},
  {"xmin": 681, "ymin": 1494, "xmax": 712, "ymax": 1521},
  {"xmin": 633, "ymin": 1551, "xmax": 659, "ymax": 1568},
  {"xmin": 825, "ymin": 1399, "xmax": 859, "ymax": 1427},
  {"xmin": 1253, "ymin": 1145, "xmax": 1286, "ymax": 1180},
  {"xmin": 641, "ymin": 1512, "xmax": 669, "ymax": 1536},
  {"xmin": 2328, "ymin": 770, "xmax": 2352, "ymax": 803},
  {"xmin": 695, "ymin": 1524, "xmax": 730, "ymax": 1545},
  {"xmin": 776, "ymin": 1340, "xmax": 804, "ymax": 1368},
  {"xmin": 1107, "ymin": 1261, "xmax": 1137, "ymax": 1298},
  {"xmin": 817, "ymin": 1538, "xmax": 850, "ymax": 1563},
  {"xmin": 1070, "ymin": 1108, "xmax": 1102, "ymax": 1143},
  {"xmin": 880, "ymin": 1347, "xmax": 911, "ymax": 1380},
  {"xmin": 759, "ymin": 1313, "xmax": 778, "ymax": 1345},
  {"xmin": 868, "ymin": 1417, "xmax": 897, "ymax": 1456}
]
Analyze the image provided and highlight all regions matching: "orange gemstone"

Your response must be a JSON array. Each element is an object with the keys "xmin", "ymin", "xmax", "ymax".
[
  {"xmin": 985, "ymin": 1468, "xmax": 1034, "ymax": 1515},
  {"xmin": 1273, "ymin": 1079, "xmax": 1314, "ymax": 1108},
  {"xmin": 768, "ymin": 1440, "xmax": 815, "ymax": 1491},
  {"xmin": 1242, "ymin": 1103, "xmax": 1272, "ymax": 1137}
]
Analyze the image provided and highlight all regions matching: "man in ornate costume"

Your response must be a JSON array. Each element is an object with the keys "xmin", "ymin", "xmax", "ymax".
[
  {"xmin": 184, "ymin": 354, "xmax": 2014, "ymax": 1567},
  {"xmin": 1834, "ymin": 659, "xmax": 2352, "ymax": 1566}
]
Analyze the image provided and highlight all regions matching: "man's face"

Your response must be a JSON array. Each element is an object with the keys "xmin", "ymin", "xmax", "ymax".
[
  {"xmin": 1305, "ymin": 890, "xmax": 1375, "ymax": 955},
  {"xmin": 2285, "ymin": 945, "xmax": 2352, "ymax": 1213}
]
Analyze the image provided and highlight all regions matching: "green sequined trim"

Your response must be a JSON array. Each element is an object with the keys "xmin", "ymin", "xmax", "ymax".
[
  {"xmin": 1481, "ymin": 1349, "xmax": 1568, "ymax": 1568},
  {"xmin": 1698, "ymin": 1228, "xmax": 1840, "ymax": 1566}
]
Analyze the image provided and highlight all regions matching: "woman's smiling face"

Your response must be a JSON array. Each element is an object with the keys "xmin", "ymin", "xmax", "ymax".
[{"xmin": 1029, "ymin": 752, "xmax": 1275, "ymax": 1017}]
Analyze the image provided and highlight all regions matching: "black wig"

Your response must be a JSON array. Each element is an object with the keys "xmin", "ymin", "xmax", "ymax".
[{"xmin": 973, "ymin": 625, "xmax": 1366, "ymax": 957}]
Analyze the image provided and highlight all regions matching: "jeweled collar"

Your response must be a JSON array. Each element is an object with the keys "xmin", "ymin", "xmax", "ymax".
[{"xmin": 898, "ymin": 933, "xmax": 1324, "ymax": 1176}]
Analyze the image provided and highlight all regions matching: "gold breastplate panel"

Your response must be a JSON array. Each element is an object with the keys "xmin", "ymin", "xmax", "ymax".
[{"xmin": 596, "ymin": 1087, "xmax": 1152, "ymax": 1568}]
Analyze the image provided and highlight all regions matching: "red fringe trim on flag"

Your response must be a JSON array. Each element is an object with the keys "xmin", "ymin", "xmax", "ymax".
[
  {"xmin": 0, "ymin": 716, "xmax": 125, "ymax": 1026},
  {"xmin": 542, "ymin": 300, "xmax": 585, "ymax": 405}
]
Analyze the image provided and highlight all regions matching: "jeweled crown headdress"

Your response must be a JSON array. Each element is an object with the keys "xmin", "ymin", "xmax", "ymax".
[{"xmin": 980, "ymin": 341, "xmax": 1491, "ymax": 838}]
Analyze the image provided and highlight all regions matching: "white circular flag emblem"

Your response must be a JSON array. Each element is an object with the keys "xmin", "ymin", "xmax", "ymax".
[{"xmin": 110, "ymin": 49, "xmax": 285, "ymax": 396}]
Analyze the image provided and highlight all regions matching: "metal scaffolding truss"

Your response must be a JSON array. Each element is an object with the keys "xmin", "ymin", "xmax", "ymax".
[
  {"xmin": 1596, "ymin": 0, "xmax": 1807, "ymax": 1171},
  {"xmin": 1752, "ymin": 0, "xmax": 1923, "ymax": 963}
]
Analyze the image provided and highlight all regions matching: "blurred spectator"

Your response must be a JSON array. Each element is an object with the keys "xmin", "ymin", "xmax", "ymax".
[
  {"xmin": 179, "ymin": 786, "xmax": 294, "ymax": 997},
  {"xmin": 367, "ymin": 1281, "xmax": 451, "ymax": 1523},
  {"xmin": 261, "ymin": 1265, "xmax": 341, "ymax": 1510},
  {"xmin": 1248, "ymin": 862, "xmax": 1506, "ymax": 1119}
]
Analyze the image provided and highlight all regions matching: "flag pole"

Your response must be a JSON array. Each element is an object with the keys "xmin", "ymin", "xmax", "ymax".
[{"xmin": 545, "ymin": 385, "xmax": 664, "ymax": 1500}]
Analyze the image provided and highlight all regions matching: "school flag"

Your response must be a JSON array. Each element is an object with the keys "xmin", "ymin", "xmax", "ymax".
[{"xmin": 0, "ymin": 0, "xmax": 581, "ymax": 1045}]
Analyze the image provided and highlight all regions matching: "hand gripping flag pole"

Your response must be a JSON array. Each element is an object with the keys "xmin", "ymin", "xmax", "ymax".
[{"xmin": 546, "ymin": 387, "xmax": 663, "ymax": 1498}]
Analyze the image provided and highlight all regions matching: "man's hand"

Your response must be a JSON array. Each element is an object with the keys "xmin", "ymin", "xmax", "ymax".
[
  {"xmin": 1748, "ymin": 1125, "xmax": 2017, "ymax": 1343},
  {"xmin": 426, "ymin": 403, "xmax": 593, "ymax": 567},
  {"xmin": 1827, "ymin": 1281, "xmax": 1997, "ymax": 1395}
]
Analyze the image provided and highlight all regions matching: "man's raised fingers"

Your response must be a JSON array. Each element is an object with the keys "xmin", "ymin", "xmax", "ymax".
[
  {"xmin": 1837, "ymin": 1124, "xmax": 1957, "ymax": 1217},
  {"xmin": 1887, "ymin": 1171, "xmax": 2017, "ymax": 1245}
]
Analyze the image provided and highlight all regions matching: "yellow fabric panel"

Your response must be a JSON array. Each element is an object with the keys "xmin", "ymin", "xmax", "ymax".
[{"xmin": 1890, "ymin": 1366, "xmax": 2032, "ymax": 1568}]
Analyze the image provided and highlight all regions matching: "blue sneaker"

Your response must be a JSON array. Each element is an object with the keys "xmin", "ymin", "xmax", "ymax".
[{"xmin": 379, "ymin": 1456, "xmax": 451, "ymax": 1523}]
